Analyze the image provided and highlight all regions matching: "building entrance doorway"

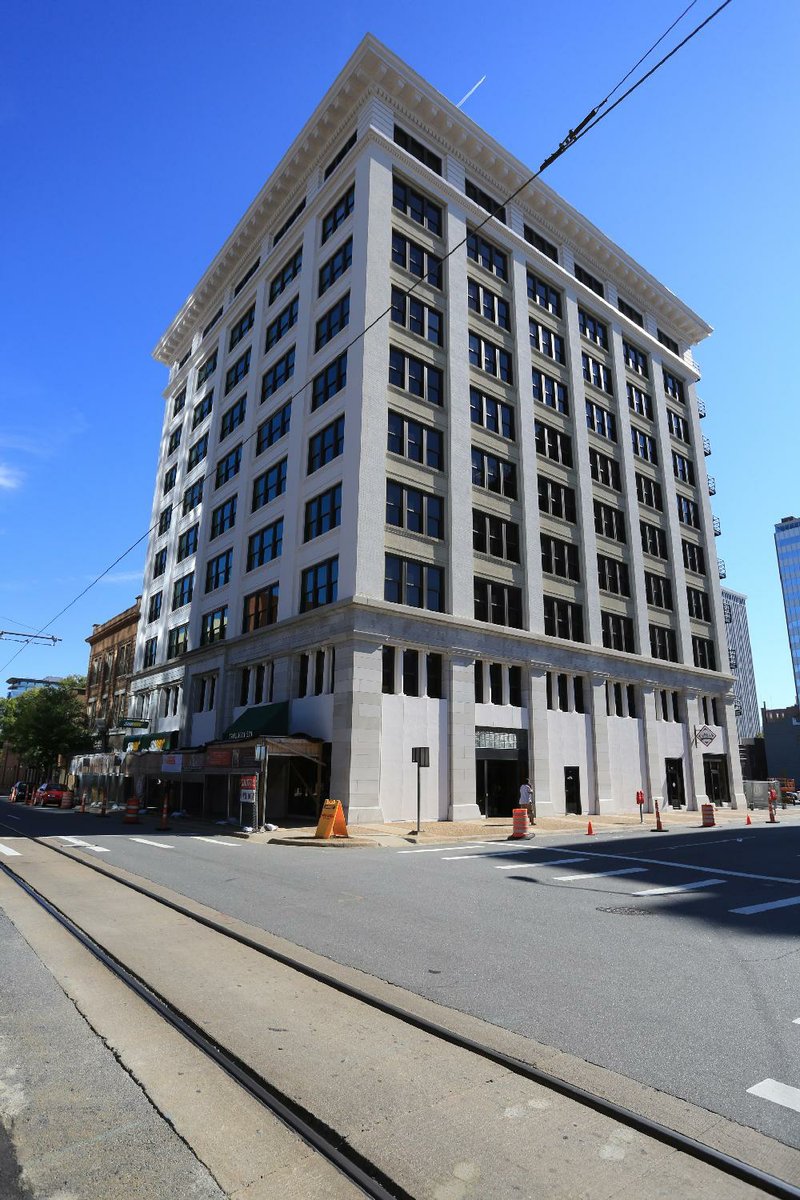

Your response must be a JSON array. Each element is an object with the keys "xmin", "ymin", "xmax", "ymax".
[
  {"xmin": 665, "ymin": 758, "xmax": 686, "ymax": 807},
  {"xmin": 704, "ymin": 755, "xmax": 730, "ymax": 804},
  {"xmin": 564, "ymin": 767, "xmax": 581, "ymax": 814},
  {"xmin": 475, "ymin": 728, "xmax": 528, "ymax": 817}
]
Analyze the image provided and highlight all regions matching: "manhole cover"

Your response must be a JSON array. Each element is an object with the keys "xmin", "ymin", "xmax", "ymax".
[{"xmin": 596, "ymin": 905, "xmax": 655, "ymax": 916}]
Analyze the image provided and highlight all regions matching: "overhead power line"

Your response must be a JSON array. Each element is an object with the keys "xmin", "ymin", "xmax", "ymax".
[{"xmin": 1, "ymin": 0, "xmax": 736, "ymax": 677}]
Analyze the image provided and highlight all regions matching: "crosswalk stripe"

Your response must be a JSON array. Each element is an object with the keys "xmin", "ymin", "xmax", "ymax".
[
  {"xmin": 730, "ymin": 895, "xmax": 800, "ymax": 916},
  {"xmin": 57, "ymin": 836, "xmax": 110, "ymax": 853},
  {"xmin": 554, "ymin": 867, "xmax": 647, "ymax": 881},
  {"xmin": 0, "ymin": 842, "xmax": 21, "ymax": 857},
  {"xmin": 747, "ymin": 1079, "xmax": 800, "ymax": 1114},
  {"xmin": 634, "ymin": 878, "xmax": 725, "ymax": 896},
  {"xmin": 129, "ymin": 838, "xmax": 173, "ymax": 849},
  {"xmin": 191, "ymin": 836, "xmax": 240, "ymax": 846},
  {"xmin": 399, "ymin": 844, "xmax": 484, "ymax": 854},
  {"xmin": 495, "ymin": 856, "xmax": 587, "ymax": 871}
]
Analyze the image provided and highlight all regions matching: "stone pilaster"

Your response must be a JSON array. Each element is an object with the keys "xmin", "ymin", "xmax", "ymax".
[
  {"xmin": 329, "ymin": 638, "xmax": 384, "ymax": 823},
  {"xmin": 641, "ymin": 684, "xmax": 665, "ymax": 812},
  {"xmin": 683, "ymin": 690, "xmax": 709, "ymax": 811},
  {"xmin": 590, "ymin": 673, "xmax": 614, "ymax": 815},
  {"xmin": 448, "ymin": 654, "xmax": 480, "ymax": 820},
  {"xmin": 529, "ymin": 667, "xmax": 555, "ymax": 815}
]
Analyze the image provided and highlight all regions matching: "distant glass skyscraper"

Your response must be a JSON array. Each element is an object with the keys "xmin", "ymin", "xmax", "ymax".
[{"xmin": 775, "ymin": 516, "xmax": 800, "ymax": 705}]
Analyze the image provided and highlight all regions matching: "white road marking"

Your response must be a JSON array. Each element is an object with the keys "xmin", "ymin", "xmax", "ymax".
[
  {"xmin": 634, "ymin": 878, "xmax": 726, "ymax": 896},
  {"xmin": 129, "ymin": 838, "xmax": 173, "ymax": 849},
  {"xmin": 793, "ymin": 1018, "xmax": 800, "ymax": 1025},
  {"xmin": 57, "ymin": 836, "xmax": 110, "ymax": 853},
  {"xmin": 191, "ymin": 836, "xmax": 240, "ymax": 846},
  {"xmin": 730, "ymin": 895, "xmax": 800, "ymax": 916},
  {"xmin": 5, "ymin": 815, "xmax": 20, "ymax": 821},
  {"xmin": 496, "ymin": 856, "xmax": 588, "ymax": 870},
  {"xmin": 563, "ymin": 848, "xmax": 800, "ymax": 887},
  {"xmin": 398, "ymin": 844, "xmax": 485, "ymax": 854},
  {"xmin": 664, "ymin": 837, "xmax": 746, "ymax": 850},
  {"xmin": 554, "ymin": 867, "xmax": 647, "ymax": 881},
  {"xmin": 0, "ymin": 842, "xmax": 22, "ymax": 856},
  {"xmin": 747, "ymin": 1079, "xmax": 800, "ymax": 1114}
]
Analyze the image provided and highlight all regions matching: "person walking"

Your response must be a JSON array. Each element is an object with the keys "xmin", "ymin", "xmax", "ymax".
[{"xmin": 520, "ymin": 779, "xmax": 535, "ymax": 826}]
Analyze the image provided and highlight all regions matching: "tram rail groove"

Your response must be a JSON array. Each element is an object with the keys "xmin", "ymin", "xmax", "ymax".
[{"xmin": 2, "ymin": 819, "xmax": 800, "ymax": 1200}]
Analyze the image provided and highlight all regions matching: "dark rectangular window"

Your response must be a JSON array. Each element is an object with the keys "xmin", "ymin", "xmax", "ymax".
[
  {"xmin": 273, "ymin": 198, "xmax": 306, "ymax": 247},
  {"xmin": 619, "ymin": 298, "xmax": 644, "ymax": 327},
  {"xmin": 597, "ymin": 556, "xmax": 630, "ymax": 597},
  {"xmin": 636, "ymin": 472, "xmax": 663, "ymax": 511},
  {"xmin": 385, "ymin": 554, "xmax": 445, "ymax": 612},
  {"xmin": 158, "ymin": 505, "xmax": 173, "ymax": 535},
  {"xmin": 215, "ymin": 444, "xmax": 242, "ymax": 489},
  {"xmin": 261, "ymin": 348, "xmax": 295, "ymax": 402},
  {"xmin": 307, "ymin": 417, "xmax": 344, "ymax": 474},
  {"xmin": 229, "ymin": 303, "xmax": 255, "ymax": 351},
  {"xmin": 658, "ymin": 329, "xmax": 680, "ymax": 354},
  {"xmin": 472, "ymin": 510, "xmax": 520, "ymax": 563},
  {"xmin": 663, "ymin": 370, "xmax": 686, "ymax": 404},
  {"xmin": 538, "ymin": 476, "xmax": 577, "ymax": 523},
  {"xmin": 172, "ymin": 387, "xmax": 186, "ymax": 417},
  {"xmin": 672, "ymin": 451, "xmax": 695, "ymax": 486},
  {"xmin": 234, "ymin": 258, "xmax": 260, "ymax": 297},
  {"xmin": 392, "ymin": 177, "xmax": 442, "ymax": 234},
  {"xmin": 393, "ymin": 125, "xmax": 442, "ymax": 174},
  {"xmin": 196, "ymin": 350, "xmax": 217, "ymax": 387},
  {"xmin": 192, "ymin": 391, "xmax": 213, "ymax": 428},
  {"xmin": 143, "ymin": 637, "xmax": 157, "ymax": 668},
  {"xmin": 256, "ymin": 399, "xmax": 291, "ymax": 453},
  {"xmin": 682, "ymin": 540, "xmax": 706, "ymax": 575},
  {"xmin": 324, "ymin": 130, "xmax": 357, "ymax": 180},
  {"xmin": 692, "ymin": 636, "xmax": 716, "ymax": 670},
  {"xmin": 204, "ymin": 306, "xmax": 223, "ymax": 340},
  {"xmin": 466, "ymin": 230, "xmax": 507, "ymax": 281},
  {"xmin": 301, "ymin": 557, "xmax": 339, "ymax": 611},
  {"xmin": 468, "ymin": 278, "xmax": 510, "ymax": 330},
  {"xmin": 632, "ymin": 427, "xmax": 658, "ymax": 464},
  {"xmin": 252, "ymin": 459, "xmax": 287, "ymax": 510},
  {"xmin": 386, "ymin": 481, "xmax": 444, "ymax": 539},
  {"xmin": 687, "ymin": 586, "xmax": 711, "ymax": 620},
  {"xmin": 667, "ymin": 409, "xmax": 690, "ymax": 443},
  {"xmin": 529, "ymin": 319, "xmax": 565, "ymax": 364},
  {"xmin": 589, "ymin": 448, "xmax": 622, "ymax": 491},
  {"xmin": 586, "ymin": 400, "xmax": 617, "ymax": 441},
  {"xmin": 167, "ymin": 624, "xmax": 189, "ymax": 659},
  {"xmin": 220, "ymin": 396, "xmax": 246, "ymax": 440},
  {"xmin": 187, "ymin": 433, "xmax": 208, "ymax": 471},
  {"xmin": 470, "ymin": 387, "xmax": 515, "ymax": 439},
  {"xmin": 543, "ymin": 596, "xmax": 584, "ymax": 642},
  {"xmin": 594, "ymin": 500, "xmax": 626, "ymax": 543},
  {"xmin": 532, "ymin": 368, "xmax": 569, "ymax": 414},
  {"xmin": 541, "ymin": 534, "xmax": 580, "ymax": 581},
  {"xmin": 471, "ymin": 447, "xmax": 517, "ymax": 498},
  {"xmin": 265, "ymin": 297, "xmax": 299, "ymax": 351},
  {"xmin": 305, "ymin": 483, "xmax": 342, "ymax": 541},
  {"xmin": 575, "ymin": 263, "xmax": 604, "ymax": 297},
  {"xmin": 382, "ymin": 645, "xmax": 395, "ymax": 694},
  {"xmin": 524, "ymin": 224, "xmax": 559, "ymax": 262},
  {"xmin": 527, "ymin": 272, "xmax": 561, "ymax": 317},
  {"xmin": 601, "ymin": 611, "xmax": 635, "ymax": 652},
  {"xmin": 582, "ymin": 351, "xmax": 613, "ymax": 394},
  {"xmin": 242, "ymin": 584, "xmax": 279, "ymax": 633},
  {"xmin": 402, "ymin": 648, "xmax": 419, "ymax": 697},
  {"xmin": 623, "ymin": 340, "xmax": 649, "ymax": 378},
  {"xmin": 469, "ymin": 333, "xmax": 513, "ymax": 383},
  {"xmin": 387, "ymin": 411, "xmax": 443, "ymax": 470},
  {"xmin": 627, "ymin": 382, "xmax": 653, "ymax": 420},
  {"xmin": 163, "ymin": 465, "xmax": 177, "ymax": 494},
  {"xmin": 650, "ymin": 624, "xmax": 678, "ymax": 662},
  {"xmin": 246, "ymin": 519, "xmax": 283, "ymax": 570},
  {"xmin": 645, "ymin": 572, "xmax": 673, "ymax": 610},
  {"xmin": 389, "ymin": 346, "xmax": 443, "ymax": 405},
  {"xmin": 176, "ymin": 525, "xmax": 198, "ymax": 562},
  {"xmin": 318, "ymin": 239, "xmax": 353, "ymax": 296},
  {"xmin": 210, "ymin": 496, "xmax": 237, "ymax": 538},
  {"xmin": 465, "ymin": 178, "xmax": 506, "ymax": 224},
  {"xmin": 640, "ymin": 521, "xmax": 668, "ymax": 559},
  {"xmin": 182, "ymin": 479, "xmax": 203, "ymax": 515},
  {"xmin": 426, "ymin": 653, "xmax": 443, "ymax": 699},
  {"xmin": 147, "ymin": 592, "xmax": 162, "ymax": 622},
  {"xmin": 474, "ymin": 579, "xmax": 523, "ymax": 628},
  {"xmin": 322, "ymin": 185, "xmax": 355, "ymax": 243},
  {"xmin": 167, "ymin": 425, "xmax": 182, "ymax": 455},
  {"xmin": 534, "ymin": 420, "xmax": 572, "ymax": 467},
  {"xmin": 205, "ymin": 549, "xmax": 233, "ymax": 593},
  {"xmin": 200, "ymin": 606, "xmax": 227, "ymax": 645},
  {"xmin": 171, "ymin": 571, "xmax": 194, "ymax": 611},
  {"xmin": 269, "ymin": 247, "xmax": 302, "ymax": 303},
  {"xmin": 391, "ymin": 231, "xmax": 442, "ymax": 288},
  {"xmin": 315, "ymin": 293, "xmax": 350, "ymax": 351},
  {"xmin": 393, "ymin": 287, "xmax": 444, "ymax": 344},
  {"xmin": 578, "ymin": 309, "xmax": 608, "ymax": 348},
  {"xmin": 677, "ymin": 495, "xmax": 701, "ymax": 528}
]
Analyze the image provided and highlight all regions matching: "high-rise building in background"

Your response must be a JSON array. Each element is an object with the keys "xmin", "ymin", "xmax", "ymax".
[
  {"xmin": 720, "ymin": 588, "xmax": 760, "ymax": 740},
  {"xmin": 127, "ymin": 35, "xmax": 745, "ymax": 822},
  {"xmin": 775, "ymin": 515, "xmax": 800, "ymax": 706}
]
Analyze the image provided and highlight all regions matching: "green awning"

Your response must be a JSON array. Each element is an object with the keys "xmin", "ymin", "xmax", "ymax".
[{"xmin": 221, "ymin": 701, "xmax": 290, "ymax": 741}]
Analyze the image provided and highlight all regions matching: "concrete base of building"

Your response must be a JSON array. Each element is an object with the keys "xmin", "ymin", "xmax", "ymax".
[
  {"xmin": 346, "ymin": 804, "xmax": 385, "ymax": 825},
  {"xmin": 451, "ymin": 802, "xmax": 482, "ymax": 821}
]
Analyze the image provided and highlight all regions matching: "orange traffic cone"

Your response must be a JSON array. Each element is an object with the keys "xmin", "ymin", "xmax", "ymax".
[
  {"xmin": 745, "ymin": 812, "xmax": 752, "ymax": 826},
  {"xmin": 653, "ymin": 800, "xmax": 665, "ymax": 832},
  {"xmin": 157, "ymin": 793, "xmax": 170, "ymax": 832},
  {"xmin": 587, "ymin": 820, "xmax": 594, "ymax": 836}
]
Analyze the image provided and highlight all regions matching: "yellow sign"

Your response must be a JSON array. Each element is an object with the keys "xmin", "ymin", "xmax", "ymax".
[{"xmin": 315, "ymin": 798, "xmax": 348, "ymax": 840}]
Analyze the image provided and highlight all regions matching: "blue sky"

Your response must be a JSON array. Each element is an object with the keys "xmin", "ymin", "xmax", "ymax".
[{"xmin": 1, "ymin": 1, "xmax": 797, "ymax": 706}]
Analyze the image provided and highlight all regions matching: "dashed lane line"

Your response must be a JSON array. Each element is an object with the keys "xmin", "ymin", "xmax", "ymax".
[
  {"xmin": 495, "ymin": 856, "xmax": 588, "ymax": 871},
  {"xmin": 730, "ymin": 895, "xmax": 800, "ymax": 916},
  {"xmin": 129, "ymin": 838, "xmax": 173, "ymax": 849},
  {"xmin": 0, "ymin": 842, "xmax": 22, "ymax": 857},
  {"xmin": 747, "ymin": 1079, "xmax": 800, "ymax": 1114},
  {"xmin": 553, "ymin": 867, "xmax": 647, "ymax": 881},
  {"xmin": 190, "ymin": 836, "xmax": 240, "ymax": 846},
  {"xmin": 634, "ymin": 878, "xmax": 726, "ymax": 896}
]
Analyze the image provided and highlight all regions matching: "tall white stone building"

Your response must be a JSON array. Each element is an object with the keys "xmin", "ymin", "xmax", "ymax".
[
  {"xmin": 720, "ymin": 588, "xmax": 760, "ymax": 741},
  {"xmin": 128, "ymin": 34, "xmax": 744, "ymax": 823}
]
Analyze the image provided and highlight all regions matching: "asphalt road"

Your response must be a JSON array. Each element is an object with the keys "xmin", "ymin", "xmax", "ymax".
[{"xmin": 2, "ymin": 800, "xmax": 799, "ymax": 1152}]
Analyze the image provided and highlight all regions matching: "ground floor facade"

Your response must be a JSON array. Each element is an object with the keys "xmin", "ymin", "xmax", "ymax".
[{"xmin": 127, "ymin": 598, "xmax": 745, "ymax": 825}]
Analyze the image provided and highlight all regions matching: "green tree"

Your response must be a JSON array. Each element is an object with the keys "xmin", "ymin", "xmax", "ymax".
[{"xmin": 0, "ymin": 683, "xmax": 93, "ymax": 778}]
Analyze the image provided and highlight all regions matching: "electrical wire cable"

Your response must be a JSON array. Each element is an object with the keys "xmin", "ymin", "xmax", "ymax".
[{"xmin": 2, "ymin": 0, "xmax": 736, "ymax": 677}]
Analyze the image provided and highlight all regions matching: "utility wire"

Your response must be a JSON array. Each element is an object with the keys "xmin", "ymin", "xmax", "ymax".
[{"xmin": 0, "ymin": 0, "xmax": 735, "ymax": 678}]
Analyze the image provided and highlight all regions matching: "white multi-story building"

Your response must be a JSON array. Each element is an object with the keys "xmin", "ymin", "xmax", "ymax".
[
  {"xmin": 720, "ymin": 588, "xmax": 760, "ymax": 741},
  {"xmin": 128, "ymin": 34, "xmax": 744, "ymax": 823}
]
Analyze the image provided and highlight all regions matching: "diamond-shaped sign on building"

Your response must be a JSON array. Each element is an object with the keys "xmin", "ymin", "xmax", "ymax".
[{"xmin": 696, "ymin": 725, "xmax": 716, "ymax": 747}]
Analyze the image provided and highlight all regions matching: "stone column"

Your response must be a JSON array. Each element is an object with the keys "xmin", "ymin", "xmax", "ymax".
[
  {"xmin": 683, "ymin": 690, "xmax": 708, "ymax": 811},
  {"xmin": 641, "ymin": 684, "xmax": 665, "ymax": 813},
  {"xmin": 448, "ymin": 654, "xmax": 480, "ymax": 820},
  {"xmin": 329, "ymin": 638, "xmax": 384, "ymax": 824},
  {"xmin": 590, "ymin": 673, "xmax": 614, "ymax": 815},
  {"xmin": 720, "ymin": 692, "xmax": 747, "ymax": 809},
  {"xmin": 529, "ymin": 667, "xmax": 555, "ymax": 815}
]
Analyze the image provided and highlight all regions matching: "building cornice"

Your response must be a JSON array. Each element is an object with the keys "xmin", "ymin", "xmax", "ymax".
[{"xmin": 153, "ymin": 34, "xmax": 711, "ymax": 367}]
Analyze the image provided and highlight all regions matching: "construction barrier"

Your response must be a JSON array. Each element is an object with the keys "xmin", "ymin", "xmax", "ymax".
[
  {"xmin": 123, "ymin": 793, "xmax": 139, "ymax": 825},
  {"xmin": 701, "ymin": 804, "xmax": 716, "ymax": 828},
  {"xmin": 510, "ymin": 807, "xmax": 530, "ymax": 839},
  {"xmin": 157, "ymin": 793, "xmax": 171, "ymax": 832}
]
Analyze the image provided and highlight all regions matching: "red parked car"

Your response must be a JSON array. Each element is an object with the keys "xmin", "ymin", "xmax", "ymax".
[{"xmin": 34, "ymin": 782, "xmax": 74, "ymax": 807}]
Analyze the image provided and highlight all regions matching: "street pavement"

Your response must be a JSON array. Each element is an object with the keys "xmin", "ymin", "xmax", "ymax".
[{"xmin": 2, "ymin": 798, "xmax": 799, "ymax": 1156}]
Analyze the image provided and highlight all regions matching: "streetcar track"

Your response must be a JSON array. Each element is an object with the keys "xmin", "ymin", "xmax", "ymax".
[{"xmin": 2, "ymin": 817, "xmax": 799, "ymax": 1200}]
